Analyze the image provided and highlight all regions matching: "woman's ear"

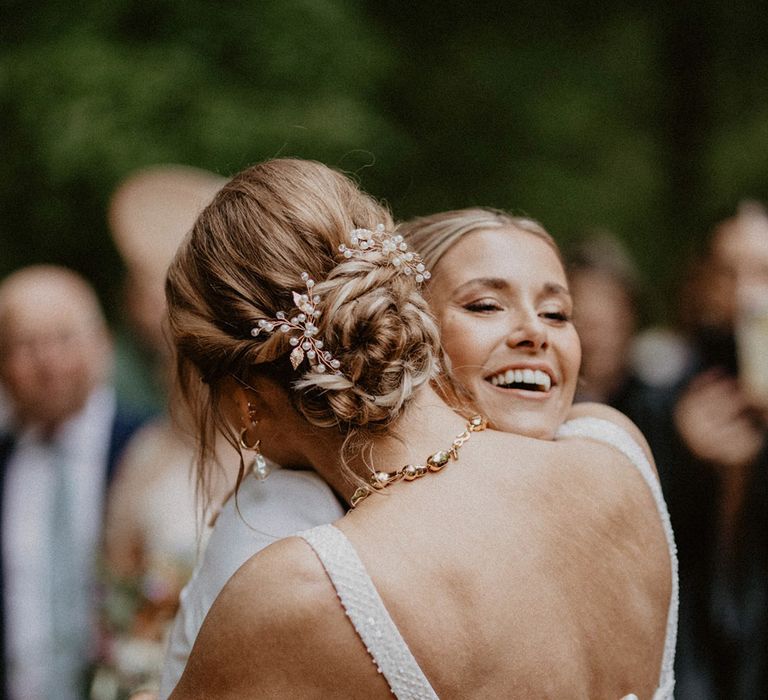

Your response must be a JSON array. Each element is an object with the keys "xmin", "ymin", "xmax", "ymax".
[{"xmin": 227, "ymin": 376, "xmax": 265, "ymax": 429}]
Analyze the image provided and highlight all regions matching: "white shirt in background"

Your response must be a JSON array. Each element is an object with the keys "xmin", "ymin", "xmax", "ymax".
[{"xmin": 2, "ymin": 386, "xmax": 116, "ymax": 700}]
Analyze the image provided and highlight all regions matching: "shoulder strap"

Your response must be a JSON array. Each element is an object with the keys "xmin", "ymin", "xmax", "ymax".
[
  {"xmin": 556, "ymin": 417, "xmax": 678, "ymax": 699},
  {"xmin": 299, "ymin": 524, "xmax": 438, "ymax": 700}
]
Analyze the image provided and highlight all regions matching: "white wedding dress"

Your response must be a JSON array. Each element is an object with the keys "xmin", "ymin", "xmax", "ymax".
[{"xmin": 300, "ymin": 418, "xmax": 678, "ymax": 700}]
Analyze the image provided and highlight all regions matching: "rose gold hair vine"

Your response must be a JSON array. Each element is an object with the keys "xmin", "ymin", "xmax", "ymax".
[
  {"xmin": 250, "ymin": 272, "xmax": 342, "ymax": 374},
  {"xmin": 249, "ymin": 228, "xmax": 429, "ymax": 376},
  {"xmin": 338, "ymin": 224, "xmax": 431, "ymax": 283}
]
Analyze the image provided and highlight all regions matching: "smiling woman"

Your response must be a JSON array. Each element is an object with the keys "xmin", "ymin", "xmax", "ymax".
[{"xmin": 400, "ymin": 208, "xmax": 581, "ymax": 439}]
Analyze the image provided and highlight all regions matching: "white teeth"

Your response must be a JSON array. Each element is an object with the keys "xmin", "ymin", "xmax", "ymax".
[
  {"xmin": 488, "ymin": 367, "xmax": 553, "ymax": 391},
  {"xmin": 535, "ymin": 369, "xmax": 551, "ymax": 391}
]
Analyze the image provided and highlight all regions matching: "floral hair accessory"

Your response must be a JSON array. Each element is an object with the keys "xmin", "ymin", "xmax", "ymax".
[
  {"xmin": 250, "ymin": 272, "xmax": 342, "ymax": 374},
  {"xmin": 338, "ymin": 223, "xmax": 431, "ymax": 283}
]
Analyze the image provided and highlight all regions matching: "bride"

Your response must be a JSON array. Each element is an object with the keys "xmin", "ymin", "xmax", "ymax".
[{"xmin": 163, "ymin": 159, "xmax": 675, "ymax": 698}]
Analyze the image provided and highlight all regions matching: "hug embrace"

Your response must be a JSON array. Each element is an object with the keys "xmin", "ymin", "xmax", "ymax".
[{"xmin": 160, "ymin": 159, "xmax": 677, "ymax": 699}]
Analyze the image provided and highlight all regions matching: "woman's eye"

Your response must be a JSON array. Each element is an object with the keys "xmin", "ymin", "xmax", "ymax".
[
  {"xmin": 541, "ymin": 310, "xmax": 571, "ymax": 322},
  {"xmin": 464, "ymin": 301, "xmax": 502, "ymax": 313}
]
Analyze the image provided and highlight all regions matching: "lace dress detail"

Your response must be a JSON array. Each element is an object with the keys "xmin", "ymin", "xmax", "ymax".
[
  {"xmin": 556, "ymin": 417, "xmax": 678, "ymax": 700},
  {"xmin": 299, "ymin": 524, "xmax": 438, "ymax": 700}
]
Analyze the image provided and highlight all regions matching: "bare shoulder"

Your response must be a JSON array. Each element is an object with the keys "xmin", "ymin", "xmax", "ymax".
[
  {"xmin": 563, "ymin": 401, "xmax": 657, "ymax": 476},
  {"xmin": 170, "ymin": 534, "xmax": 388, "ymax": 699},
  {"xmin": 169, "ymin": 537, "xmax": 316, "ymax": 698}
]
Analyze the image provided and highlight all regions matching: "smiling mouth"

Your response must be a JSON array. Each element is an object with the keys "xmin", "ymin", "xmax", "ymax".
[{"xmin": 486, "ymin": 368, "xmax": 552, "ymax": 392}]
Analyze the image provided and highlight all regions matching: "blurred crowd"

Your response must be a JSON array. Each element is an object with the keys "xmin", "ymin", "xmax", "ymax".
[
  {"xmin": 568, "ymin": 205, "xmax": 768, "ymax": 698},
  {"xmin": 0, "ymin": 169, "xmax": 767, "ymax": 699},
  {"xmin": 0, "ymin": 167, "xmax": 237, "ymax": 700}
]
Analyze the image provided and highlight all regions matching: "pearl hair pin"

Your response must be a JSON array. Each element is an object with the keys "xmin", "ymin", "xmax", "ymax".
[
  {"xmin": 250, "ymin": 272, "xmax": 342, "ymax": 374},
  {"xmin": 249, "ymin": 225, "xmax": 429, "ymax": 376},
  {"xmin": 339, "ymin": 224, "xmax": 431, "ymax": 283}
]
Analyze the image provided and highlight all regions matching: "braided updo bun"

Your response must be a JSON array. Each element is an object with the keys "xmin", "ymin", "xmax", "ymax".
[
  {"xmin": 294, "ymin": 253, "xmax": 440, "ymax": 430},
  {"xmin": 166, "ymin": 159, "xmax": 441, "ymax": 494}
]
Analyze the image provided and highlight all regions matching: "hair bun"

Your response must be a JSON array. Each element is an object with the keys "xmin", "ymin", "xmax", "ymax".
[{"xmin": 294, "ymin": 256, "xmax": 440, "ymax": 430}]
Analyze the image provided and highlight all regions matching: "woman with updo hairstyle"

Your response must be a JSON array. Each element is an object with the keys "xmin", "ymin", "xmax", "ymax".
[
  {"xmin": 168, "ymin": 159, "xmax": 442, "ymax": 504},
  {"xmin": 164, "ymin": 161, "xmax": 676, "ymax": 699}
]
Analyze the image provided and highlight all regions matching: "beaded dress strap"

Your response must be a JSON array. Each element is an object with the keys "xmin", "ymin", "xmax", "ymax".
[
  {"xmin": 299, "ymin": 524, "xmax": 438, "ymax": 700},
  {"xmin": 556, "ymin": 417, "xmax": 678, "ymax": 700}
]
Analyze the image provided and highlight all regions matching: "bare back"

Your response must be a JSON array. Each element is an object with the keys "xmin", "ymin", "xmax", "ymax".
[{"xmin": 172, "ymin": 419, "xmax": 672, "ymax": 699}]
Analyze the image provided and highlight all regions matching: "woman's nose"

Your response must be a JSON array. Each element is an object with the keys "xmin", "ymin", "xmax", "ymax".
[{"xmin": 506, "ymin": 312, "xmax": 548, "ymax": 351}]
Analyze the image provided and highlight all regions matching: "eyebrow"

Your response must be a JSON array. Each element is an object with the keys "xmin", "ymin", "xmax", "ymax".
[
  {"xmin": 543, "ymin": 282, "xmax": 572, "ymax": 298},
  {"xmin": 453, "ymin": 277, "xmax": 571, "ymax": 298}
]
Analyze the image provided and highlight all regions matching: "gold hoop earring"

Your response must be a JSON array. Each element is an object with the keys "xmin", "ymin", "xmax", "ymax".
[
  {"xmin": 238, "ymin": 429, "xmax": 270, "ymax": 481},
  {"xmin": 239, "ymin": 426, "xmax": 259, "ymax": 451}
]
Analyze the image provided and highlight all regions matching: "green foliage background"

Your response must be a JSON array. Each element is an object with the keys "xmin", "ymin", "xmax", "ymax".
[{"xmin": 2, "ymin": 0, "xmax": 767, "ymax": 322}]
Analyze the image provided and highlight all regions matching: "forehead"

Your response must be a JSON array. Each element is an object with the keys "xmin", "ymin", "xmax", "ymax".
[{"xmin": 435, "ymin": 228, "xmax": 566, "ymax": 287}]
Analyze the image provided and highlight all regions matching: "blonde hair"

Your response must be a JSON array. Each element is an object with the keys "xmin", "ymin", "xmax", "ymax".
[
  {"xmin": 165, "ymin": 159, "xmax": 441, "ymax": 503},
  {"xmin": 398, "ymin": 207, "xmax": 559, "ymax": 274}
]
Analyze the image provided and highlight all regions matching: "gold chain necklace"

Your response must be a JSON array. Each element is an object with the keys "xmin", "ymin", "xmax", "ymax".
[{"xmin": 350, "ymin": 415, "xmax": 487, "ymax": 508}]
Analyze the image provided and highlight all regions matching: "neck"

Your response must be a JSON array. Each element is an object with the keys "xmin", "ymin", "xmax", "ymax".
[{"xmin": 305, "ymin": 385, "xmax": 470, "ymax": 505}]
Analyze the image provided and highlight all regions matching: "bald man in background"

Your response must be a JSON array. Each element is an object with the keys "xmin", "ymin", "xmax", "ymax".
[{"xmin": 0, "ymin": 266, "xmax": 147, "ymax": 700}]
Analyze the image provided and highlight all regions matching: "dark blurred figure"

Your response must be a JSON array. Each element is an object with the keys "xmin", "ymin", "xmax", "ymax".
[
  {"xmin": 568, "ymin": 233, "xmax": 643, "ymax": 406},
  {"xmin": 666, "ymin": 203, "xmax": 768, "ymax": 699},
  {"xmin": 566, "ymin": 233, "xmax": 684, "ymax": 448},
  {"xmin": 0, "ymin": 266, "xmax": 146, "ymax": 700}
]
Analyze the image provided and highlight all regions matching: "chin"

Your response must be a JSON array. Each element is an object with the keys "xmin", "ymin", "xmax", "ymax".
[{"xmin": 491, "ymin": 413, "xmax": 559, "ymax": 441}]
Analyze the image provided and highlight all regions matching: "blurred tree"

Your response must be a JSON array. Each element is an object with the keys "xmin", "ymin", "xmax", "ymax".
[
  {"xmin": 0, "ymin": 0, "xmax": 406, "ymax": 315},
  {"xmin": 1, "ymin": 0, "xmax": 767, "ymax": 322},
  {"xmin": 365, "ymin": 0, "xmax": 768, "ymax": 319}
]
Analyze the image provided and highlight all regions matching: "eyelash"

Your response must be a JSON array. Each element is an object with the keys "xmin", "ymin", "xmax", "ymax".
[
  {"xmin": 464, "ymin": 303, "xmax": 571, "ymax": 322},
  {"xmin": 464, "ymin": 301, "xmax": 502, "ymax": 313},
  {"xmin": 541, "ymin": 311, "xmax": 571, "ymax": 323}
]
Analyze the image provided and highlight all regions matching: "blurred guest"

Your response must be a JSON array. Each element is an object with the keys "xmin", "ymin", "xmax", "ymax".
[
  {"xmin": 108, "ymin": 165, "xmax": 226, "ymax": 415},
  {"xmin": 92, "ymin": 166, "xmax": 236, "ymax": 699},
  {"xmin": 568, "ymin": 232, "xmax": 643, "ymax": 406},
  {"xmin": 0, "ymin": 266, "xmax": 146, "ymax": 700},
  {"xmin": 666, "ymin": 202, "xmax": 768, "ymax": 699},
  {"xmin": 97, "ymin": 425, "xmax": 239, "ymax": 699},
  {"xmin": 566, "ymin": 234, "xmax": 679, "ymax": 454}
]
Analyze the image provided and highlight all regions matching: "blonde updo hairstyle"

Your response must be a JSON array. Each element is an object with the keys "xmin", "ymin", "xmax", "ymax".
[{"xmin": 166, "ymin": 159, "xmax": 441, "ymax": 502}]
